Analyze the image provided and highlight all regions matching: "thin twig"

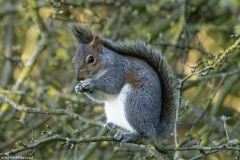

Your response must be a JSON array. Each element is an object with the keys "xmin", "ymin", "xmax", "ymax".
[
  {"xmin": 174, "ymin": 66, "xmax": 213, "ymax": 147},
  {"xmin": 0, "ymin": 93, "xmax": 105, "ymax": 127}
]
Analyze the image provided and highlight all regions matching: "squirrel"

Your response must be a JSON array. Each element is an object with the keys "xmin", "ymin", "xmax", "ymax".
[{"xmin": 68, "ymin": 23, "xmax": 177, "ymax": 145}]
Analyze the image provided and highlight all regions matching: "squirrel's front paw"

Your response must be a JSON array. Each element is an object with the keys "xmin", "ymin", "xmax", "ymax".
[
  {"xmin": 75, "ymin": 84, "xmax": 84, "ymax": 93},
  {"xmin": 75, "ymin": 79, "xmax": 93, "ymax": 93}
]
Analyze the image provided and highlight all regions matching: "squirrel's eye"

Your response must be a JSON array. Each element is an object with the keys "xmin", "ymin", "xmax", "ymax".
[{"xmin": 87, "ymin": 55, "xmax": 95, "ymax": 64}]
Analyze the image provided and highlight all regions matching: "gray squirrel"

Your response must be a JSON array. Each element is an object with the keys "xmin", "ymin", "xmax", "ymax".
[{"xmin": 68, "ymin": 23, "xmax": 177, "ymax": 145}]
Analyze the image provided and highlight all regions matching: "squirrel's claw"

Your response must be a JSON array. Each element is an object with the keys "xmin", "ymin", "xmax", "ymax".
[
  {"xmin": 114, "ymin": 131, "xmax": 124, "ymax": 145},
  {"xmin": 114, "ymin": 131, "xmax": 130, "ymax": 146},
  {"xmin": 114, "ymin": 131, "xmax": 141, "ymax": 146},
  {"xmin": 75, "ymin": 83, "xmax": 83, "ymax": 93}
]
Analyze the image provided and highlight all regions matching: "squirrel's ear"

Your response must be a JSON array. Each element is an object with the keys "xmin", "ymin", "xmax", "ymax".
[
  {"xmin": 91, "ymin": 36, "xmax": 102, "ymax": 53},
  {"xmin": 74, "ymin": 41, "xmax": 80, "ymax": 48}
]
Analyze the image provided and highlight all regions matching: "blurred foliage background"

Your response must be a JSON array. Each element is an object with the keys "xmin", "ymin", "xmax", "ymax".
[{"xmin": 0, "ymin": 0, "xmax": 240, "ymax": 159}]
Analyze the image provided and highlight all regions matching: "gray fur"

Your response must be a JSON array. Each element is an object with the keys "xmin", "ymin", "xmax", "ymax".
[{"xmin": 68, "ymin": 23, "xmax": 177, "ymax": 144}]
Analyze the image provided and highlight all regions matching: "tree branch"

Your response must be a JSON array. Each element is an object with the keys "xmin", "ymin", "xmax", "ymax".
[{"xmin": 0, "ymin": 93, "xmax": 105, "ymax": 127}]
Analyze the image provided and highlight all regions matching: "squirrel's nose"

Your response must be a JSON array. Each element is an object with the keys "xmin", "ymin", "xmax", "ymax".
[
  {"xmin": 76, "ymin": 77, "xmax": 81, "ymax": 81},
  {"xmin": 76, "ymin": 73, "xmax": 80, "ymax": 81},
  {"xmin": 76, "ymin": 76, "xmax": 85, "ymax": 81}
]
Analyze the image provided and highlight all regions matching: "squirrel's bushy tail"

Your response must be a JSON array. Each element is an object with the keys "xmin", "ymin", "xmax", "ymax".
[{"xmin": 68, "ymin": 23, "xmax": 177, "ymax": 140}]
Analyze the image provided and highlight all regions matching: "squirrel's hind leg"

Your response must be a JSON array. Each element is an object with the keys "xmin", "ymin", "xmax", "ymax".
[
  {"xmin": 114, "ymin": 130, "xmax": 141, "ymax": 145},
  {"xmin": 105, "ymin": 122, "xmax": 118, "ymax": 129}
]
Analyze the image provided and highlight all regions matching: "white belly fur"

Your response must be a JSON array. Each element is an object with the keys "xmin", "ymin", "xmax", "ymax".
[{"xmin": 104, "ymin": 84, "xmax": 135, "ymax": 132}]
